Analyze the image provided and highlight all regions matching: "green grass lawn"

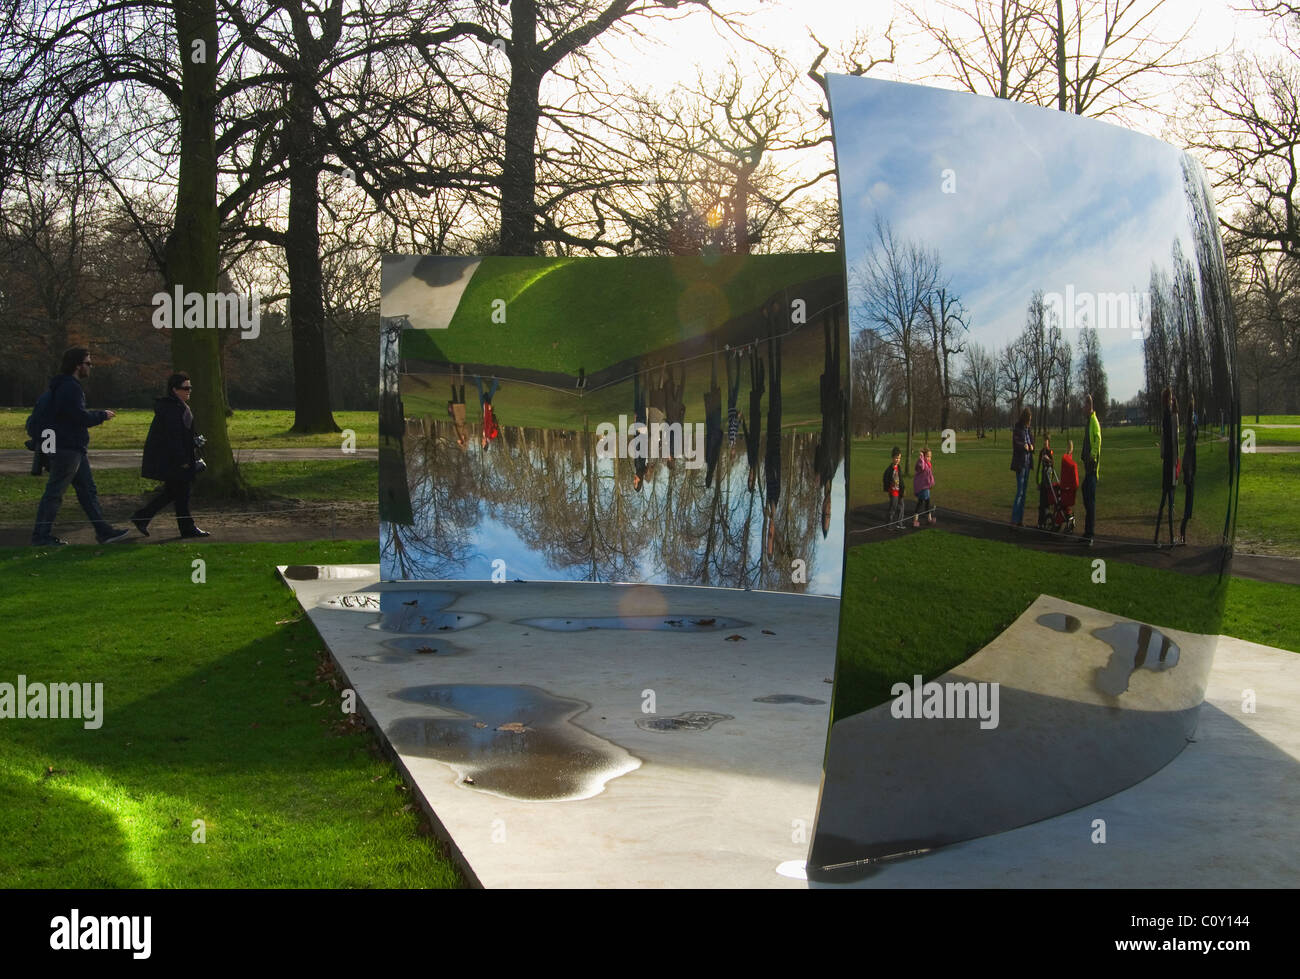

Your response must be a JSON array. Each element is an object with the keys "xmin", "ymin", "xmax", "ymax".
[
  {"xmin": 400, "ymin": 253, "xmax": 842, "ymax": 373},
  {"xmin": 0, "ymin": 408, "xmax": 378, "ymax": 451},
  {"xmin": 0, "ymin": 540, "xmax": 462, "ymax": 888},
  {"xmin": 834, "ymin": 532, "xmax": 1297, "ymax": 718},
  {"xmin": 0, "ymin": 459, "xmax": 378, "ymax": 526}
]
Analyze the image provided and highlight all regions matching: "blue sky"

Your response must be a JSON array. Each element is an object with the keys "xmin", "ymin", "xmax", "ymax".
[{"xmin": 828, "ymin": 74, "xmax": 1207, "ymax": 404}]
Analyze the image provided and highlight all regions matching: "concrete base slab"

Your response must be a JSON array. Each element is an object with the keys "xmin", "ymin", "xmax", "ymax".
[
  {"xmin": 281, "ymin": 567, "xmax": 837, "ymax": 888},
  {"xmin": 812, "ymin": 634, "xmax": 1300, "ymax": 887}
]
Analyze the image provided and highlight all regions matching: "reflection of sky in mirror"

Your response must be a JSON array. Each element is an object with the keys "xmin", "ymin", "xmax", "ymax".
[
  {"xmin": 382, "ymin": 429, "xmax": 844, "ymax": 596},
  {"xmin": 828, "ymin": 75, "xmax": 1198, "ymax": 403}
]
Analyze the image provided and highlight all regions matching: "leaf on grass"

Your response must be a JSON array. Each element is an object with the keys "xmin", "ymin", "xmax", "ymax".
[
  {"xmin": 310, "ymin": 699, "xmax": 327, "ymax": 707},
  {"xmin": 275, "ymin": 617, "xmax": 301, "ymax": 625}
]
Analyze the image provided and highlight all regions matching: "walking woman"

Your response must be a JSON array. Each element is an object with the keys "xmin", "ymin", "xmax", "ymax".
[
  {"xmin": 132, "ymin": 372, "xmax": 209, "ymax": 538},
  {"xmin": 1010, "ymin": 407, "xmax": 1034, "ymax": 527}
]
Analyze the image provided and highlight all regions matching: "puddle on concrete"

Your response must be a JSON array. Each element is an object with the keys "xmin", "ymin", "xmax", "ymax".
[
  {"xmin": 517, "ymin": 616, "xmax": 749, "ymax": 632},
  {"xmin": 282, "ymin": 565, "xmax": 374, "ymax": 581},
  {"xmin": 636, "ymin": 711, "xmax": 733, "ymax": 732},
  {"xmin": 753, "ymin": 694, "xmax": 826, "ymax": 705},
  {"xmin": 1036, "ymin": 613, "xmax": 1082, "ymax": 633},
  {"xmin": 385, "ymin": 684, "xmax": 639, "ymax": 801},
  {"xmin": 357, "ymin": 653, "xmax": 416, "ymax": 664},
  {"xmin": 366, "ymin": 591, "xmax": 486, "ymax": 633},
  {"xmin": 381, "ymin": 636, "xmax": 462, "ymax": 656},
  {"xmin": 1093, "ymin": 622, "xmax": 1180, "ymax": 696}
]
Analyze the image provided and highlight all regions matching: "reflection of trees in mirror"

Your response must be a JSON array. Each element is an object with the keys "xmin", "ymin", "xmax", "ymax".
[{"xmin": 385, "ymin": 420, "xmax": 839, "ymax": 593}]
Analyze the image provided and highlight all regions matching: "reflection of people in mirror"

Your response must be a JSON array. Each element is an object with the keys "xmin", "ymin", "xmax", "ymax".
[
  {"xmin": 704, "ymin": 347, "xmax": 723, "ymax": 488},
  {"xmin": 1154, "ymin": 387, "xmax": 1179, "ymax": 548},
  {"xmin": 1035, "ymin": 435, "xmax": 1054, "ymax": 528},
  {"xmin": 883, "ymin": 447, "xmax": 903, "ymax": 530},
  {"xmin": 1010, "ymin": 407, "xmax": 1034, "ymax": 527},
  {"xmin": 1180, "ymin": 395, "xmax": 1197, "ymax": 544},
  {"xmin": 764, "ymin": 328, "xmax": 782, "ymax": 557},
  {"xmin": 632, "ymin": 367, "xmax": 648, "ymax": 492},
  {"xmin": 912, "ymin": 447, "xmax": 934, "ymax": 529},
  {"xmin": 813, "ymin": 309, "xmax": 845, "ymax": 536},
  {"xmin": 725, "ymin": 347, "xmax": 742, "ymax": 455},
  {"xmin": 472, "ymin": 374, "xmax": 500, "ymax": 450},
  {"xmin": 662, "ymin": 361, "xmax": 686, "ymax": 463},
  {"xmin": 741, "ymin": 342, "xmax": 764, "ymax": 492},
  {"xmin": 1081, "ymin": 393, "xmax": 1101, "ymax": 545},
  {"xmin": 447, "ymin": 365, "xmax": 468, "ymax": 449}
]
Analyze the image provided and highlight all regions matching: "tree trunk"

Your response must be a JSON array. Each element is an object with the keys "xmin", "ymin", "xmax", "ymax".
[
  {"xmin": 500, "ymin": 2, "xmax": 541, "ymax": 256},
  {"xmin": 167, "ymin": 0, "xmax": 242, "ymax": 495},
  {"xmin": 286, "ymin": 81, "xmax": 338, "ymax": 433}
]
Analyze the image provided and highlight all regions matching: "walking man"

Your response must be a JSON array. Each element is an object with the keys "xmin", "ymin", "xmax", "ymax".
[{"xmin": 31, "ymin": 348, "xmax": 130, "ymax": 546}]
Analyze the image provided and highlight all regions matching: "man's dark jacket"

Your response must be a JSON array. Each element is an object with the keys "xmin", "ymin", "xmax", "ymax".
[
  {"xmin": 141, "ymin": 395, "xmax": 197, "ymax": 481},
  {"xmin": 49, "ymin": 374, "xmax": 108, "ymax": 452}
]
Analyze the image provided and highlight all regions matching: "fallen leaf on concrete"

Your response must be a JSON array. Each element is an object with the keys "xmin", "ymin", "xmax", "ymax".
[
  {"xmin": 762, "ymin": 629, "xmax": 775, "ymax": 635},
  {"xmin": 725, "ymin": 634, "xmax": 746, "ymax": 641},
  {"xmin": 416, "ymin": 646, "xmax": 436, "ymax": 654},
  {"xmin": 496, "ymin": 721, "xmax": 529, "ymax": 733},
  {"xmin": 403, "ymin": 599, "xmax": 418, "ymax": 606},
  {"xmin": 473, "ymin": 721, "xmax": 487, "ymax": 729},
  {"xmin": 694, "ymin": 618, "xmax": 716, "ymax": 626}
]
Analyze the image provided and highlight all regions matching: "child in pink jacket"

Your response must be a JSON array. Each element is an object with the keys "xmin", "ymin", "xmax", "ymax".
[{"xmin": 912, "ymin": 447, "xmax": 935, "ymax": 528}]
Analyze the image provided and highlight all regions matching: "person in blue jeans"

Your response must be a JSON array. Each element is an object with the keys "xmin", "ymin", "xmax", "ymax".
[
  {"xmin": 31, "ymin": 348, "xmax": 129, "ymax": 546},
  {"xmin": 1010, "ymin": 406, "xmax": 1034, "ymax": 527}
]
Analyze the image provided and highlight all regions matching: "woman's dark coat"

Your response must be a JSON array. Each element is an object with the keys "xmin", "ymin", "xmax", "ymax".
[{"xmin": 141, "ymin": 395, "xmax": 197, "ymax": 481}]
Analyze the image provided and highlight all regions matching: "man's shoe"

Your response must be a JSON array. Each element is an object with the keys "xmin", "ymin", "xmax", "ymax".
[
  {"xmin": 180, "ymin": 528, "xmax": 211, "ymax": 538},
  {"xmin": 97, "ymin": 528, "xmax": 132, "ymax": 544},
  {"xmin": 131, "ymin": 517, "xmax": 150, "ymax": 536}
]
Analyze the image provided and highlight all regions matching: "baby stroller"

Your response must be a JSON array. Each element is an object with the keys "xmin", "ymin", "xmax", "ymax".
[{"xmin": 1036, "ymin": 451, "xmax": 1077, "ymax": 534}]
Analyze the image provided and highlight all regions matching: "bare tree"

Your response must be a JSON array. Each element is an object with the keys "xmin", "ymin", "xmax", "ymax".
[
  {"xmin": 959, "ymin": 341, "xmax": 997, "ymax": 437},
  {"xmin": 921, "ymin": 278, "xmax": 969, "ymax": 431},
  {"xmin": 854, "ymin": 217, "xmax": 938, "ymax": 465},
  {"xmin": 908, "ymin": 0, "xmax": 1196, "ymax": 121}
]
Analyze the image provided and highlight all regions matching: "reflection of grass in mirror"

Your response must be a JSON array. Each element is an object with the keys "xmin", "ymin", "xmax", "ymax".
[
  {"xmin": 400, "ymin": 330, "xmax": 830, "ymax": 434},
  {"xmin": 1244, "ymin": 426, "xmax": 1300, "ymax": 445},
  {"xmin": 848, "ymin": 427, "xmax": 1239, "ymax": 550},
  {"xmin": 1235, "ymin": 451, "xmax": 1300, "ymax": 555},
  {"xmin": 834, "ymin": 532, "xmax": 1293, "ymax": 719},
  {"xmin": 399, "ymin": 254, "xmax": 841, "ymax": 373}
]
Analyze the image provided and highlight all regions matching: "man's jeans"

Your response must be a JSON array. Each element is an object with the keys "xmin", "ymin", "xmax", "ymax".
[{"xmin": 32, "ymin": 449, "xmax": 114, "ymax": 543}]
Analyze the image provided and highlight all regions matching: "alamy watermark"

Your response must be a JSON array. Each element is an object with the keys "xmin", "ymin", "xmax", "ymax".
[
  {"xmin": 890, "ymin": 674, "xmax": 1000, "ymax": 729},
  {"xmin": 595, "ymin": 416, "xmax": 706, "ymax": 470},
  {"xmin": 151, "ymin": 287, "xmax": 260, "ymax": 339},
  {"xmin": 0, "ymin": 675, "xmax": 103, "ymax": 729},
  {"xmin": 1044, "ymin": 286, "xmax": 1149, "ymax": 340}
]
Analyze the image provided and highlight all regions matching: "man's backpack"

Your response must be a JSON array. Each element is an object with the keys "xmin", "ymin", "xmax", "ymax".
[{"xmin": 24, "ymin": 385, "xmax": 56, "ymax": 451}]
